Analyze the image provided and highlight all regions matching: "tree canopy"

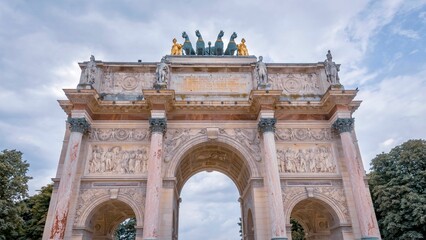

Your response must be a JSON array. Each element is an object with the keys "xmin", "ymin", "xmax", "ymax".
[
  {"xmin": 369, "ymin": 139, "xmax": 426, "ymax": 240},
  {"xmin": 0, "ymin": 149, "xmax": 32, "ymax": 239}
]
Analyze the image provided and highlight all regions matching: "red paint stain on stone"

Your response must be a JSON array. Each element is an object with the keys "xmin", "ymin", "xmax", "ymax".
[
  {"xmin": 70, "ymin": 141, "xmax": 79, "ymax": 162},
  {"xmin": 50, "ymin": 209, "xmax": 68, "ymax": 239}
]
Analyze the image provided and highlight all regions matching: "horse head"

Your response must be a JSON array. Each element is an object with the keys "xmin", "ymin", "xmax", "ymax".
[
  {"xmin": 182, "ymin": 31, "xmax": 188, "ymax": 39},
  {"xmin": 195, "ymin": 30, "xmax": 201, "ymax": 38},
  {"xmin": 230, "ymin": 32, "xmax": 237, "ymax": 41},
  {"xmin": 217, "ymin": 30, "xmax": 224, "ymax": 39}
]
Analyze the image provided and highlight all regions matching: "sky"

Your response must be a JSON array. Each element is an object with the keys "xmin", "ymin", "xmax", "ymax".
[{"xmin": 0, "ymin": 0, "xmax": 425, "ymax": 239}]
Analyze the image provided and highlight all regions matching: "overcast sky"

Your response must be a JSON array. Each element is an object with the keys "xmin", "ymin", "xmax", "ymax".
[{"xmin": 1, "ymin": 1, "xmax": 425, "ymax": 239}]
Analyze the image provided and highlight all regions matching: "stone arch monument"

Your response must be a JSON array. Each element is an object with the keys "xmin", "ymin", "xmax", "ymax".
[{"xmin": 43, "ymin": 47, "xmax": 381, "ymax": 239}]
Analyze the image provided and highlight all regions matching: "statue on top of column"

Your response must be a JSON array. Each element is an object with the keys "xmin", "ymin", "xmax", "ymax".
[
  {"xmin": 324, "ymin": 50, "xmax": 340, "ymax": 85},
  {"xmin": 79, "ymin": 55, "xmax": 98, "ymax": 87},
  {"xmin": 154, "ymin": 57, "xmax": 169, "ymax": 89},
  {"xmin": 255, "ymin": 56, "xmax": 271, "ymax": 89}
]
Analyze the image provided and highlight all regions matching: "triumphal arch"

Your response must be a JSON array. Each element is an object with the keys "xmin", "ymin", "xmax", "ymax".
[{"xmin": 44, "ymin": 32, "xmax": 381, "ymax": 240}]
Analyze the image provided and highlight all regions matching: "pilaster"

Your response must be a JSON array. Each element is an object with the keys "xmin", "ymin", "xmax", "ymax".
[{"xmin": 258, "ymin": 113, "xmax": 288, "ymax": 240}]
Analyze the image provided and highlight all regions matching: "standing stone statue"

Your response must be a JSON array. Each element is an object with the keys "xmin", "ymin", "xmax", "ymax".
[
  {"xmin": 255, "ymin": 56, "xmax": 271, "ymax": 89},
  {"xmin": 154, "ymin": 57, "xmax": 169, "ymax": 89},
  {"xmin": 79, "ymin": 55, "xmax": 98, "ymax": 87},
  {"xmin": 324, "ymin": 50, "xmax": 340, "ymax": 85}
]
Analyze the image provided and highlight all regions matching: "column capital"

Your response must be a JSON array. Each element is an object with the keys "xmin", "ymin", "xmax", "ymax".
[
  {"xmin": 332, "ymin": 118, "xmax": 354, "ymax": 133},
  {"xmin": 67, "ymin": 117, "xmax": 90, "ymax": 134},
  {"xmin": 149, "ymin": 118, "xmax": 167, "ymax": 134},
  {"xmin": 258, "ymin": 118, "xmax": 276, "ymax": 133}
]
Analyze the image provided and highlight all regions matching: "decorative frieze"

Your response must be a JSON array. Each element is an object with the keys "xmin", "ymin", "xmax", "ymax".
[
  {"xmin": 275, "ymin": 128, "xmax": 332, "ymax": 142},
  {"xmin": 258, "ymin": 118, "xmax": 276, "ymax": 133},
  {"xmin": 67, "ymin": 117, "xmax": 90, "ymax": 134},
  {"xmin": 101, "ymin": 72, "xmax": 156, "ymax": 94},
  {"xmin": 268, "ymin": 73, "xmax": 323, "ymax": 95},
  {"xmin": 332, "ymin": 118, "xmax": 354, "ymax": 133},
  {"xmin": 90, "ymin": 128, "xmax": 149, "ymax": 142},
  {"xmin": 87, "ymin": 145, "xmax": 149, "ymax": 174},
  {"xmin": 149, "ymin": 118, "xmax": 167, "ymax": 134},
  {"xmin": 276, "ymin": 145, "xmax": 336, "ymax": 173}
]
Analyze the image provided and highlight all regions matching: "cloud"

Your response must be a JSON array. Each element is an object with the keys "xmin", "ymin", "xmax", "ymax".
[{"xmin": 391, "ymin": 26, "xmax": 420, "ymax": 39}]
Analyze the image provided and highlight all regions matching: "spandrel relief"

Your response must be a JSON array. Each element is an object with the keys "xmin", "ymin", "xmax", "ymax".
[
  {"xmin": 219, "ymin": 128, "xmax": 262, "ymax": 161},
  {"xmin": 164, "ymin": 128, "xmax": 206, "ymax": 162},
  {"xmin": 100, "ymin": 72, "xmax": 156, "ymax": 94},
  {"xmin": 268, "ymin": 73, "xmax": 322, "ymax": 95},
  {"xmin": 87, "ymin": 145, "xmax": 149, "ymax": 174},
  {"xmin": 90, "ymin": 128, "xmax": 149, "ymax": 142},
  {"xmin": 277, "ymin": 144, "xmax": 336, "ymax": 173},
  {"xmin": 275, "ymin": 128, "xmax": 332, "ymax": 142}
]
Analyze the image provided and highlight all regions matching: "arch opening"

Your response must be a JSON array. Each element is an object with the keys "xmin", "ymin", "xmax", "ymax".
[
  {"xmin": 290, "ymin": 198, "xmax": 342, "ymax": 240},
  {"xmin": 175, "ymin": 142, "xmax": 252, "ymax": 195},
  {"xmin": 179, "ymin": 171, "xmax": 241, "ymax": 240},
  {"xmin": 84, "ymin": 199, "xmax": 137, "ymax": 240}
]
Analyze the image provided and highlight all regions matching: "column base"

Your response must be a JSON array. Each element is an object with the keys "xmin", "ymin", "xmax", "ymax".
[
  {"xmin": 361, "ymin": 237, "xmax": 380, "ymax": 240},
  {"xmin": 271, "ymin": 238, "xmax": 288, "ymax": 240}
]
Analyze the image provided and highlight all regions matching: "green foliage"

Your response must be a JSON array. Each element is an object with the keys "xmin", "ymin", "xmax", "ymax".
[
  {"xmin": 291, "ymin": 218, "xmax": 305, "ymax": 240},
  {"xmin": 21, "ymin": 184, "xmax": 53, "ymax": 240},
  {"xmin": 0, "ymin": 149, "xmax": 32, "ymax": 240},
  {"xmin": 114, "ymin": 218, "xmax": 136, "ymax": 240},
  {"xmin": 369, "ymin": 139, "xmax": 426, "ymax": 240}
]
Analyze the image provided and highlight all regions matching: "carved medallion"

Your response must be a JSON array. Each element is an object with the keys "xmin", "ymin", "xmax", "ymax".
[{"xmin": 121, "ymin": 76, "xmax": 138, "ymax": 91}]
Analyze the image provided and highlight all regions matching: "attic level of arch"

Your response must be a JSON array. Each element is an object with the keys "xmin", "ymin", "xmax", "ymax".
[{"xmin": 60, "ymin": 55, "xmax": 360, "ymax": 121}]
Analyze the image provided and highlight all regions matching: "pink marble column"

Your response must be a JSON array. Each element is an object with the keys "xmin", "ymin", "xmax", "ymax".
[
  {"xmin": 258, "ymin": 118, "xmax": 288, "ymax": 240},
  {"xmin": 143, "ymin": 118, "xmax": 166, "ymax": 240},
  {"xmin": 49, "ymin": 118, "xmax": 90, "ymax": 240},
  {"xmin": 333, "ymin": 118, "xmax": 381, "ymax": 240}
]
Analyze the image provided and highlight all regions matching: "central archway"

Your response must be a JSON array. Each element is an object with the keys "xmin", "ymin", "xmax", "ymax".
[{"xmin": 171, "ymin": 141, "xmax": 255, "ymax": 240}]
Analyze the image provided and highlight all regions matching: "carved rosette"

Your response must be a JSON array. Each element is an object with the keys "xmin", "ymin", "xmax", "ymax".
[
  {"xmin": 149, "ymin": 118, "xmax": 167, "ymax": 134},
  {"xmin": 67, "ymin": 117, "xmax": 90, "ymax": 134},
  {"xmin": 258, "ymin": 118, "xmax": 276, "ymax": 133},
  {"xmin": 332, "ymin": 118, "xmax": 354, "ymax": 133}
]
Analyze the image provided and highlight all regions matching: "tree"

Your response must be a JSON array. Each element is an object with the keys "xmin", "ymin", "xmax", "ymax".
[
  {"xmin": 114, "ymin": 217, "xmax": 136, "ymax": 240},
  {"xmin": 291, "ymin": 218, "xmax": 305, "ymax": 240},
  {"xmin": 0, "ymin": 149, "xmax": 32, "ymax": 239},
  {"xmin": 21, "ymin": 184, "xmax": 53, "ymax": 240},
  {"xmin": 369, "ymin": 139, "xmax": 426, "ymax": 240}
]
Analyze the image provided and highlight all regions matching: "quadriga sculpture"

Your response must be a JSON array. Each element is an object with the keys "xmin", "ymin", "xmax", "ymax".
[
  {"xmin": 214, "ymin": 30, "xmax": 224, "ymax": 56},
  {"xmin": 181, "ymin": 31, "xmax": 195, "ymax": 55},
  {"xmin": 195, "ymin": 30, "xmax": 205, "ymax": 55},
  {"xmin": 224, "ymin": 32, "xmax": 238, "ymax": 55}
]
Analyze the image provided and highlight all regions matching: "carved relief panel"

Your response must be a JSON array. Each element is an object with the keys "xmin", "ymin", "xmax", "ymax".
[
  {"xmin": 275, "ymin": 128, "xmax": 332, "ymax": 142},
  {"xmin": 85, "ymin": 144, "xmax": 149, "ymax": 175},
  {"xmin": 100, "ymin": 71, "xmax": 156, "ymax": 94},
  {"xmin": 276, "ymin": 144, "xmax": 337, "ymax": 173},
  {"xmin": 90, "ymin": 128, "xmax": 149, "ymax": 142},
  {"xmin": 268, "ymin": 73, "xmax": 329, "ymax": 96}
]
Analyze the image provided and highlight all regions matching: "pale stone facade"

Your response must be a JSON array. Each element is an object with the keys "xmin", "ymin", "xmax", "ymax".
[{"xmin": 43, "ymin": 55, "xmax": 381, "ymax": 240}]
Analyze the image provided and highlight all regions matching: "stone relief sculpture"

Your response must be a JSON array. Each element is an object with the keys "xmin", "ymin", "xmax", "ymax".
[
  {"xmin": 324, "ymin": 50, "xmax": 340, "ymax": 85},
  {"xmin": 88, "ymin": 145, "xmax": 148, "ymax": 174},
  {"xmin": 154, "ymin": 57, "xmax": 169, "ymax": 89},
  {"xmin": 100, "ymin": 72, "xmax": 156, "ymax": 94},
  {"xmin": 268, "ymin": 73, "xmax": 321, "ymax": 95},
  {"xmin": 90, "ymin": 128, "xmax": 149, "ymax": 142},
  {"xmin": 276, "ymin": 145, "xmax": 336, "ymax": 173},
  {"xmin": 219, "ymin": 128, "xmax": 262, "ymax": 161},
  {"xmin": 164, "ymin": 128, "xmax": 206, "ymax": 162},
  {"xmin": 255, "ymin": 56, "xmax": 270, "ymax": 89},
  {"xmin": 275, "ymin": 128, "xmax": 332, "ymax": 142},
  {"xmin": 171, "ymin": 38, "xmax": 183, "ymax": 55},
  {"xmin": 79, "ymin": 55, "xmax": 98, "ymax": 86},
  {"xmin": 237, "ymin": 38, "xmax": 249, "ymax": 56}
]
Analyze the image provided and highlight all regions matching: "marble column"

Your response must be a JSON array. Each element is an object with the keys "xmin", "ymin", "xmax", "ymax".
[
  {"xmin": 49, "ymin": 118, "xmax": 90, "ymax": 240},
  {"xmin": 333, "ymin": 118, "xmax": 381, "ymax": 240},
  {"xmin": 143, "ymin": 117, "xmax": 167, "ymax": 240},
  {"xmin": 258, "ymin": 118, "xmax": 288, "ymax": 240}
]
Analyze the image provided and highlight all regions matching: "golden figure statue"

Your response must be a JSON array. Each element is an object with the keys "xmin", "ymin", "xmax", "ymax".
[
  {"xmin": 237, "ymin": 38, "xmax": 249, "ymax": 56},
  {"xmin": 171, "ymin": 38, "xmax": 183, "ymax": 55}
]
